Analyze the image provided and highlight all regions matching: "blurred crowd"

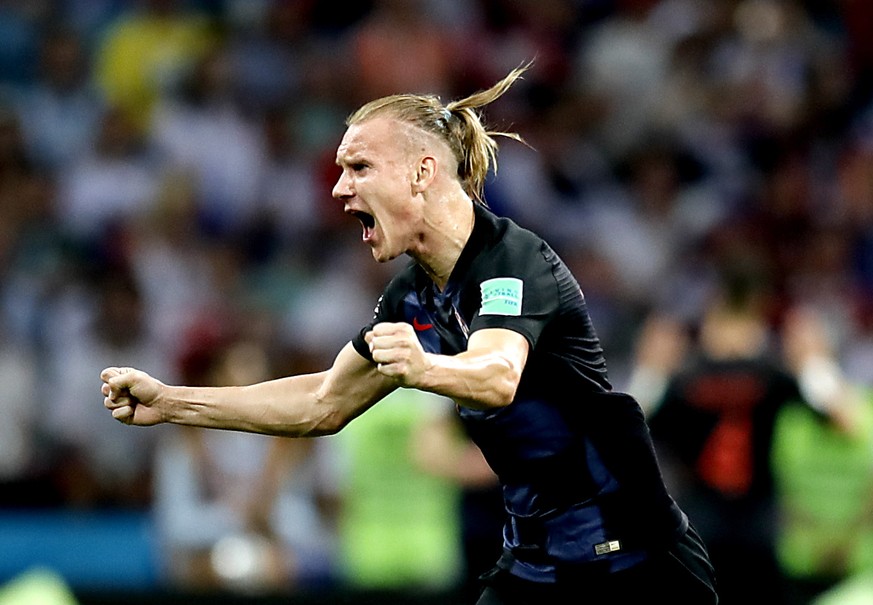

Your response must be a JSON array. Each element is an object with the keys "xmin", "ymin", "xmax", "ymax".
[{"xmin": 1, "ymin": 0, "xmax": 872, "ymax": 602}]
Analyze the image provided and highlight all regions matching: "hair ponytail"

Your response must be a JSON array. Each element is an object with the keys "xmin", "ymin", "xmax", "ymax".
[{"xmin": 443, "ymin": 63, "xmax": 529, "ymax": 203}]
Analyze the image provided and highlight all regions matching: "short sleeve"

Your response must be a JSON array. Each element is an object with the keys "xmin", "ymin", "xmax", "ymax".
[
  {"xmin": 351, "ymin": 296, "xmax": 381, "ymax": 361},
  {"xmin": 468, "ymin": 240, "xmax": 562, "ymax": 350},
  {"xmin": 351, "ymin": 269, "xmax": 413, "ymax": 361}
]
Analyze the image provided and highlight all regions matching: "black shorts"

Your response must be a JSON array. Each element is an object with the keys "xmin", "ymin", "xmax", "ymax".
[{"xmin": 476, "ymin": 524, "xmax": 718, "ymax": 605}]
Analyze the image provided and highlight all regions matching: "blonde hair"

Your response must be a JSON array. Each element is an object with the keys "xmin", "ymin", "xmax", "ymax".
[{"xmin": 346, "ymin": 63, "xmax": 530, "ymax": 204}]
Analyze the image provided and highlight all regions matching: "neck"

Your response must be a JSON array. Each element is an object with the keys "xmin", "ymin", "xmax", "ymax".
[{"xmin": 410, "ymin": 196, "xmax": 476, "ymax": 291}]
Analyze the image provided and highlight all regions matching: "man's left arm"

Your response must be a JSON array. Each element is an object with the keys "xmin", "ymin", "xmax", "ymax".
[{"xmin": 365, "ymin": 323, "xmax": 529, "ymax": 410}]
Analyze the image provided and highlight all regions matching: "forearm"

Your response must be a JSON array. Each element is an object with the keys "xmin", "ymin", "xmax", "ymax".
[
  {"xmin": 162, "ymin": 373, "xmax": 341, "ymax": 437},
  {"xmin": 417, "ymin": 349, "xmax": 522, "ymax": 410},
  {"xmin": 104, "ymin": 343, "xmax": 395, "ymax": 434}
]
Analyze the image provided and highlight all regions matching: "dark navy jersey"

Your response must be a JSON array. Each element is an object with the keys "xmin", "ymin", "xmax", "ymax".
[
  {"xmin": 352, "ymin": 203, "xmax": 686, "ymax": 582},
  {"xmin": 650, "ymin": 355, "xmax": 806, "ymax": 501}
]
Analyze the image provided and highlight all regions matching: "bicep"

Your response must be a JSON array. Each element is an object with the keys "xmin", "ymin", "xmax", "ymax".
[
  {"xmin": 384, "ymin": 327, "xmax": 529, "ymax": 410},
  {"xmin": 465, "ymin": 328, "xmax": 530, "ymax": 377},
  {"xmin": 441, "ymin": 327, "xmax": 529, "ymax": 408}
]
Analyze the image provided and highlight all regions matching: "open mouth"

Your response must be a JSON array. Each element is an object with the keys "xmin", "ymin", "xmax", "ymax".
[{"xmin": 348, "ymin": 209, "xmax": 376, "ymax": 241}]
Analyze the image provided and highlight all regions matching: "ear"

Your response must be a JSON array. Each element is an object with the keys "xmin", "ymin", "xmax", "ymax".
[{"xmin": 411, "ymin": 156, "xmax": 437, "ymax": 194}]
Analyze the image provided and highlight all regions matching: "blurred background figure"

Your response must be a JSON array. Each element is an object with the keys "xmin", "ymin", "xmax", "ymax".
[
  {"xmin": 41, "ymin": 266, "xmax": 168, "ymax": 507},
  {"xmin": 347, "ymin": 0, "xmax": 459, "ymax": 103},
  {"xmin": 153, "ymin": 315, "xmax": 335, "ymax": 593},
  {"xmin": 55, "ymin": 105, "xmax": 160, "ymax": 245},
  {"xmin": 149, "ymin": 44, "xmax": 266, "ymax": 237},
  {"xmin": 412, "ymin": 413, "xmax": 503, "ymax": 603},
  {"xmin": 10, "ymin": 26, "xmax": 104, "ymax": 172},
  {"xmin": 0, "ymin": 109, "xmax": 50, "ymax": 506},
  {"xmin": 331, "ymin": 388, "xmax": 463, "ymax": 596},
  {"xmin": 772, "ymin": 307, "xmax": 873, "ymax": 605},
  {"xmin": 0, "ymin": 306, "xmax": 40, "ymax": 506},
  {"xmin": 92, "ymin": 0, "xmax": 215, "ymax": 132},
  {"xmin": 637, "ymin": 267, "xmax": 860, "ymax": 605}
]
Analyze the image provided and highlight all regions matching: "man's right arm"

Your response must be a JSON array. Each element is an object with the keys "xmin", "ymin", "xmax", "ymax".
[{"xmin": 102, "ymin": 342, "xmax": 397, "ymax": 437}]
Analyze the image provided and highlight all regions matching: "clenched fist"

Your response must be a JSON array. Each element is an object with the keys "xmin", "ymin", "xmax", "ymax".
[
  {"xmin": 365, "ymin": 322, "xmax": 432, "ymax": 388},
  {"xmin": 101, "ymin": 367, "xmax": 167, "ymax": 426}
]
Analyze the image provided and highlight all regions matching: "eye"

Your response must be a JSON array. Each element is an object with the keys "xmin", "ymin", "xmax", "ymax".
[{"xmin": 351, "ymin": 162, "xmax": 369, "ymax": 173}]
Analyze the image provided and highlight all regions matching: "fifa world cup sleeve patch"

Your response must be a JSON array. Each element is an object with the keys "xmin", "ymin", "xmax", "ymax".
[{"xmin": 480, "ymin": 277, "xmax": 523, "ymax": 316}]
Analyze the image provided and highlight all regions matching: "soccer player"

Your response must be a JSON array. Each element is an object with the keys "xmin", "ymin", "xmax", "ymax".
[{"xmin": 102, "ymin": 65, "xmax": 718, "ymax": 604}]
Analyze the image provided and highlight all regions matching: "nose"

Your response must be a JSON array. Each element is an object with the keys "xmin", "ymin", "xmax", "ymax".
[{"xmin": 332, "ymin": 170, "xmax": 351, "ymax": 200}]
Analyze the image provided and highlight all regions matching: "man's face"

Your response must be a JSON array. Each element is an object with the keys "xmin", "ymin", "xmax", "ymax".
[{"xmin": 333, "ymin": 117, "xmax": 423, "ymax": 262}]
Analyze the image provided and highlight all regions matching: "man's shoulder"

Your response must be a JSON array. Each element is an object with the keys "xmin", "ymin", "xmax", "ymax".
[
  {"xmin": 477, "ymin": 204, "xmax": 544, "ymax": 244},
  {"xmin": 473, "ymin": 206, "xmax": 550, "ymax": 267}
]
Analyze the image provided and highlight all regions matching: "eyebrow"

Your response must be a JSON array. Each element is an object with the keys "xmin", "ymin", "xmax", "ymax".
[{"xmin": 336, "ymin": 154, "xmax": 365, "ymax": 167}]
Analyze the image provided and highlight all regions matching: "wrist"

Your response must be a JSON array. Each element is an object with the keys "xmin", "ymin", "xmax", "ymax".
[{"xmin": 413, "ymin": 352, "xmax": 439, "ymax": 391}]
